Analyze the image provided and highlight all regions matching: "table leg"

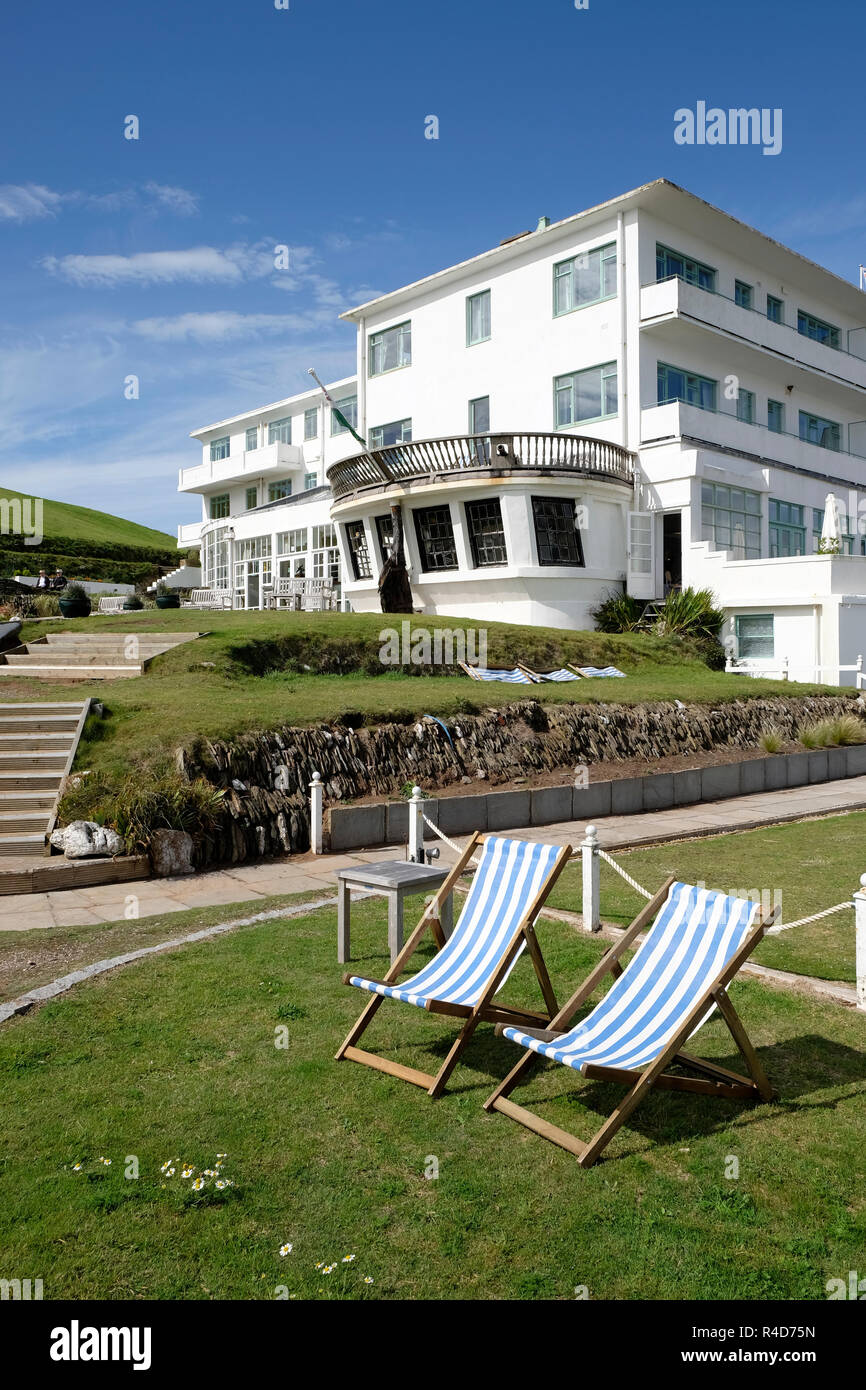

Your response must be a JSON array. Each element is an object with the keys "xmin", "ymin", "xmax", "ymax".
[
  {"xmin": 337, "ymin": 879, "xmax": 351, "ymax": 964},
  {"xmin": 440, "ymin": 891, "xmax": 454, "ymax": 939},
  {"xmin": 388, "ymin": 890, "xmax": 404, "ymax": 963}
]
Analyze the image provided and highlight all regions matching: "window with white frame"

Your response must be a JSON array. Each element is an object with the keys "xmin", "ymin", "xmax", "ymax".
[
  {"xmin": 245, "ymin": 426, "xmax": 258, "ymax": 451},
  {"xmin": 276, "ymin": 529, "xmax": 307, "ymax": 554},
  {"xmin": 369, "ymin": 321, "xmax": 411, "ymax": 376},
  {"xmin": 554, "ymin": 243, "xmax": 616, "ymax": 315},
  {"xmin": 304, "ymin": 472, "xmax": 318, "ymax": 490},
  {"xmin": 245, "ymin": 486, "xmax": 257, "ymax": 510},
  {"xmin": 210, "ymin": 436, "xmax": 230, "ymax": 462},
  {"xmin": 469, "ymin": 396, "xmax": 490, "ymax": 433},
  {"xmin": 209, "ymin": 493, "xmax": 230, "ymax": 520},
  {"xmin": 554, "ymin": 362, "xmax": 617, "ymax": 427},
  {"xmin": 331, "ymin": 395, "xmax": 358, "ymax": 435},
  {"xmin": 203, "ymin": 527, "xmax": 229, "ymax": 590},
  {"xmin": 304, "ymin": 407, "xmax": 318, "ymax": 441},
  {"xmin": 268, "ymin": 480, "xmax": 292, "ymax": 501}
]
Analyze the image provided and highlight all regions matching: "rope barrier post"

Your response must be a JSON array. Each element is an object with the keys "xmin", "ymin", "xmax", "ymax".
[
  {"xmin": 855, "ymin": 874, "xmax": 866, "ymax": 1012},
  {"xmin": 581, "ymin": 824, "xmax": 601, "ymax": 933},
  {"xmin": 309, "ymin": 771, "xmax": 323, "ymax": 855},
  {"xmin": 409, "ymin": 785, "xmax": 425, "ymax": 864}
]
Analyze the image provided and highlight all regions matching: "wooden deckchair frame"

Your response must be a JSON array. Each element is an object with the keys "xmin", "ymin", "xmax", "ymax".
[
  {"xmin": 336, "ymin": 834, "xmax": 572, "ymax": 1099},
  {"xmin": 516, "ymin": 662, "xmax": 572, "ymax": 684},
  {"xmin": 483, "ymin": 876, "xmax": 778, "ymax": 1167}
]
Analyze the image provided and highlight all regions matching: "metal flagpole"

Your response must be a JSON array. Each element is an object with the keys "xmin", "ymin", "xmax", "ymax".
[{"xmin": 307, "ymin": 367, "xmax": 367, "ymax": 448}]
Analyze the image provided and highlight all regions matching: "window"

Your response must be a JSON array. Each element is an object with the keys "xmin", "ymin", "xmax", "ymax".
[
  {"xmin": 657, "ymin": 362, "xmax": 716, "ymax": 411},
  {"xmin": 767, "ymin": 294, "xmax": 784, "ymax": 324},
  {"xmin": 312, "ymin": 524, "xmax": 336, "ymax": 550},
  {"xmin": 736, "ymin": 388, "xmax": 755, "ymax": 424},
  {"xmin": 209, "ymin": 493, "xmax": 230, "ymax": 520},
  {"xmin": 468, "ymin": 396, "xmax": 490, "ymax": 434},
  {"xmin": 245, "ymin": 486, "xmax": 258, "ymax": 510},
  {"xmin": 736, "ymin": 614, "xmax": 774, "ymax": 659},
  {"xmin": 812, "ymin": 508, "xmax": 854, "ymax": 554},
  {"xmin": 799, "ymin": 410, "xmax": 841, "ymax": 452},
  {"xmin": 304, "ymin": 472, "xmax": 318, "ymax": 490},
  {"xmin": 531, "ymin": 497, "xmax": 585, "ymax": 567},
  {"xmin": 466, "ymin": 290, "xmax": 491, "ymax": 345},
  {"xmin": 268, "ymin": 417, "xmax": 292, "ymax": 446},
  {"xmin": 769, "ymin": 499, "xmax": 806, "ymax": 557},
  {"xmin": 369, "ymin": 321, "xmax": 411, "ymax": 375},
  {"xmin": 734, "ymin": 280, "xmax": 753, "ymax": 310},
  {"xmin": 331, "ymin": 395, "xmax": 358, "ymax": 435},
  {"xmin": 268, "ymin": 480, "xmax": 292, "ymax": 501},
  {"xmin": 555, "ymin": 362, "xmax": 617, "ymax": 427},
  {"xmin": 554, "ymin": 243, "xmax": 617, "ymax": 315},
  {"xmin": 798, "ymin": 310, "xmax": 839, "ymax": 350},
  {"xmin": 245, "ymin": 427, "xmax": 258, "ymax": 451},
  {"xmin": 202, "ymin": 526, "xmax": 229, "ymax": 589},
  {"xmin": 465, "ymin": 499, "xmax": 507, "ymax": 567},
  {"xmin": 304, "ymin": 407, "xmax": 318, "ymax": 441},
  {"xmin": 344, "ymin": 521, "xmax": 373, "ymax": 580},
  {"xmin": 369, "ymin": 419, "xmax": 412, "ymax": 448},
  {"xmin": 655, "ymin": 244, "xmax": 716, "ymax": 292},
  {"xmin": 312, "ymin": 525, "xmax": 340, "ymax": 584},
  {"xmin": 768, "ymin": 399, "xmax": 785, "ymax": 434},
  {"xmin": 276, "ymin": 529, "xmax": 306, "ymax": 554},
  {"xmin": 210, "ymin": 436, "xmax": 230, "ymax": 462},
  {"xmin": 413, "ymin": 505, "xmax": 458, "ymax": 571},
  {"xmin": 375, "ymin": 513, "xmax": 395, "ymax": 559},
  {"xmin": 701, "ymin": 483, "xmax": 761, "ymax": 559},
  {"xmin": 236, "ymin": 536, "xmax": 271, "ymax": 561}
]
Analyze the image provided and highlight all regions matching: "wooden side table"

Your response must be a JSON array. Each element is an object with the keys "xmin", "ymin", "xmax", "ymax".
[{"xmin": 336, "ymin": 861, "xmax": 454, "ymax": 964}]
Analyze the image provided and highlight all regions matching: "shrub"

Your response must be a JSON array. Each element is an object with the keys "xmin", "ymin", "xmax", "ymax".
[
  {"xmin": 758, "ymin": 727, "xmax": 784, "ymax": 754},
  {"xmin": 591, "ymin": 590, "xmax": 646, "ymax": 633},
  {"xmin": 829, "ymin": 714, "xmax": 866, "ymax": 745},
  {"xmin": 654, "ymin": 587, "xmax": 724, "ymax": 640},
  {"xmin": 123, "ymin": 593, "xmax": 144, "ymax": 610},
  {"xmin": 63, "ymin": 583, "xmax": 89, "ymax": 603}
]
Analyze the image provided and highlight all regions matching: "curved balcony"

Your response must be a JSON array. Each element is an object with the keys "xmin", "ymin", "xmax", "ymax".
[{"xmin": 327, "ymin": 431, "xmax": 635, "ymax": 501}]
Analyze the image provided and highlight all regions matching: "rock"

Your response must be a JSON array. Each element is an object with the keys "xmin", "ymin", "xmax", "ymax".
[
  {"xmin": 50, "ymin": 821, "xmax": 124, "ymax": 859},
  {"xmin": 149, "ymin": 828, "xmax": 195, "ymax": 877}
]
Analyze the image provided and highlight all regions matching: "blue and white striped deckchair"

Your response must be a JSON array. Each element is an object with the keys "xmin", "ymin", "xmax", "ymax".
[
  {"xmin": 336, "ymin": 832, "xmax": 572, "ymax": 1098},
  {"xmin": 517, "ymin": 664, "xmax": 581, "ymax": 683},
  {"xmin": 485, "ymin": 877, "xmax": 777, "ymax": 1167},
  {"xmin": 460, "ymin": 663, "xmax": 538, "ymax": 685},
  {"xmin": 572, "ymin": 665, "xmax": 627, "ymax": 679}
]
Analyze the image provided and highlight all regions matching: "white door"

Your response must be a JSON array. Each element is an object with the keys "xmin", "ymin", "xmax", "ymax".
[{"xmin": 627, "ymin": 512, "xmax": 655, "ymax": 599}]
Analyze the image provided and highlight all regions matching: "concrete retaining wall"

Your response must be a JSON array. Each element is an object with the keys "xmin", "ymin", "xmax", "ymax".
[{"xmin": 327, "ymin": 744, "xmax": 866, "ymax": 851}]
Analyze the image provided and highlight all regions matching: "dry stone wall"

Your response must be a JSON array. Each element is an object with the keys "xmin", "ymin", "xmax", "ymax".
[{"xmin": 181, "ymin": 694, "xmax": 858, "ymax": 866}]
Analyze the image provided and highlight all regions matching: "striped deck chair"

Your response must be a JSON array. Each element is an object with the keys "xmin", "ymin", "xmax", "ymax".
[
  {"xmin": 336, "ymin": 833, "xmax": 571, "ymax": 1098},
  {"xmin": 518, "ymin": 663, "xmax": 581, "ymax": 683},
  {"xmin": 568, "ymin": 664, "xmax": 627, "ymax": 679},
  {"xmin": 459, "ymin": 662, "xmax": 538, "ymax": 684},
  {"xmin": 484, "ymin": 877, "xmax": 777, "ymax": 1167}
]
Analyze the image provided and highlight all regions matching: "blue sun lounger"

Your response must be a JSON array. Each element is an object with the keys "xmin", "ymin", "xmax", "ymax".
[{"xmin": 337, "ymin": 834, "xmax": 571, "ymax": 1097}]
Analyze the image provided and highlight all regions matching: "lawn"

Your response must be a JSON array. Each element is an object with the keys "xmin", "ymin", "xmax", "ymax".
[
  {"xmin": 548, "ymin": 812, "xmax": 866, "ymax": 985},
  {"xmin": 0, "ymin": 484, "xmax": 176, "ymax": 551},
  {"xmin": 1, "ymin": 894, "xmax": 864, "ymax": 1300},
  {"xmin": 6, "ymin": 610, "xmax": 842, "ymax": 789}
]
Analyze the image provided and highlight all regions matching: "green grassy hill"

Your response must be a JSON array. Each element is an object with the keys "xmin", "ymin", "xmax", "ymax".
[
  {"xmin": 0, "ymin": 485, "xmax": 181, "ymax": 585},
  {"xmin": 0, "ymin": 485, "xmax": 175, "ymax": 550}
]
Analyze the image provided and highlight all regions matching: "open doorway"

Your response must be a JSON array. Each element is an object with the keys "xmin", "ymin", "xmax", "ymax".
[{"xmin": 662, "ymin": 512, "xmax": 682, "ymax": 594}]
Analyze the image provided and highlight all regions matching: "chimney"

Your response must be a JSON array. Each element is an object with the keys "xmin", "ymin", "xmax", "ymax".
[{"xmin": 536, "ymin": 216, "xmax": 551, "ymax": 231}]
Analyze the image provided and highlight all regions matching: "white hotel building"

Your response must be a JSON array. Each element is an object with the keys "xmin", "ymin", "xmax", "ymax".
[{"xmin": 178, "ymin": 179, "xmax": 866, "ymax": 681}]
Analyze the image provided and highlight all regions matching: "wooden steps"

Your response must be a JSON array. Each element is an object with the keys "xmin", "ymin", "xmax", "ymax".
[
  {"xmin": 0, "ymin": 701, "xmax": 90, "ymax": 856},
  {"xmin": 0, "ymin": 630, "xmax": 199, "ymax": 682}
]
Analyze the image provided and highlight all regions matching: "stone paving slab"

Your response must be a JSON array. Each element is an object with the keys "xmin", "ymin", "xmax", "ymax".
[{"xmin": 2, "ymin": 775, "xmax": 866, "ymax": 932}]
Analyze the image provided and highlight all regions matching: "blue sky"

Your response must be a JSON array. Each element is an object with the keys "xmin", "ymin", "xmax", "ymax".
[{"xmin": 1, "ymin": 0, "xmax": 864, "ymax": 533}]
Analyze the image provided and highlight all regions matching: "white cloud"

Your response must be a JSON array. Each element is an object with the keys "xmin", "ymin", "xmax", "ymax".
[
  {"xmin": 0, "ymin": 184, "xmax": 65, "ymax": 222},
  {"xmin": 41, "ymin": 246, "xmax": 249, "ymax": 288},
  {"xmin": 130, "ymin": 311, "xmax": 329, "ymax": 343},
  {"xmin": 143, "ymin": 182, "xmax": 199, "ymax": 217}
]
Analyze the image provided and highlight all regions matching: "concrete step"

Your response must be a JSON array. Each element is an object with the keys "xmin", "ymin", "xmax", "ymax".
[
  {"xmin": 0, "ymin": 665, "xmax": 143, "ymax": 680},
  {"xmin": 0, "ymin": 750, "xmax": 69, "ymax": 770},
  {"xmin": 0, "ymin": 832, "xmax": 46, "ymax": 858}
]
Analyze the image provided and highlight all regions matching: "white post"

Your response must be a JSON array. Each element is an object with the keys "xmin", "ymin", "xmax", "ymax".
[
  {"xmin": 581, "ymin": 824, "xmax": 601, "ymax": 933},
  {"xmin": 855, "ymin": 874, "xmax": 866, "ymax": 1012},
  {"xmin": 857, "ymin": 654, "xmax": 863, "ymax": 690},
  {"xmin": 309, "ymin": 771, "xmax": 323, "ymax": 855},
  {"xmin": 408, "ymin": 786, "xmax": 425, "ymax": 864},
  {"xmin": 782, "ymin": 656, "xmax": 789, "ymax": 681}
]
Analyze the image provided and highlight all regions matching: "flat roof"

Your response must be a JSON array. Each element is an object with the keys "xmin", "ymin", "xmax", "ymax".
[
  {"xmin": 340, "ymin": 178, "xmax": 866, "ymax": 322},
  {"xmin": 190, "ymin": 374, "xmax": 356, "ymax": 439}
]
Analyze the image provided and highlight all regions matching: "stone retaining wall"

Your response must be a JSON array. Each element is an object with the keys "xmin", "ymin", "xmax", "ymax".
[{"xmin": 181, "ymin": 694, "xmax": 860, "ymax": 865}]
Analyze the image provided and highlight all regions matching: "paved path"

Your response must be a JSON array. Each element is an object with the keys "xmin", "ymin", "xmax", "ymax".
[{"xmin": 2, "ymin": 775, "xmax": 865, "ymax": 932}]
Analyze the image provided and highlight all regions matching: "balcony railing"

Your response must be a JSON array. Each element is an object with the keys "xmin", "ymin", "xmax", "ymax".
[{"xmin": 327, "ymin": 431, "xmax": 635, "ymax": 500}]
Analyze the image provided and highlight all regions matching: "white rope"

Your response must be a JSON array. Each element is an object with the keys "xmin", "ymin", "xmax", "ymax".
[
  {"xmin": 765, "ymin": 901, "xmax": 853, "ymax": 935},
  {"xmin": 421, "ymin": 814, "xmax": 482, "ymax": 866},
  {"xmin": 598, "ymin": 848, "xmax": 653, "ymax": 900}
]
